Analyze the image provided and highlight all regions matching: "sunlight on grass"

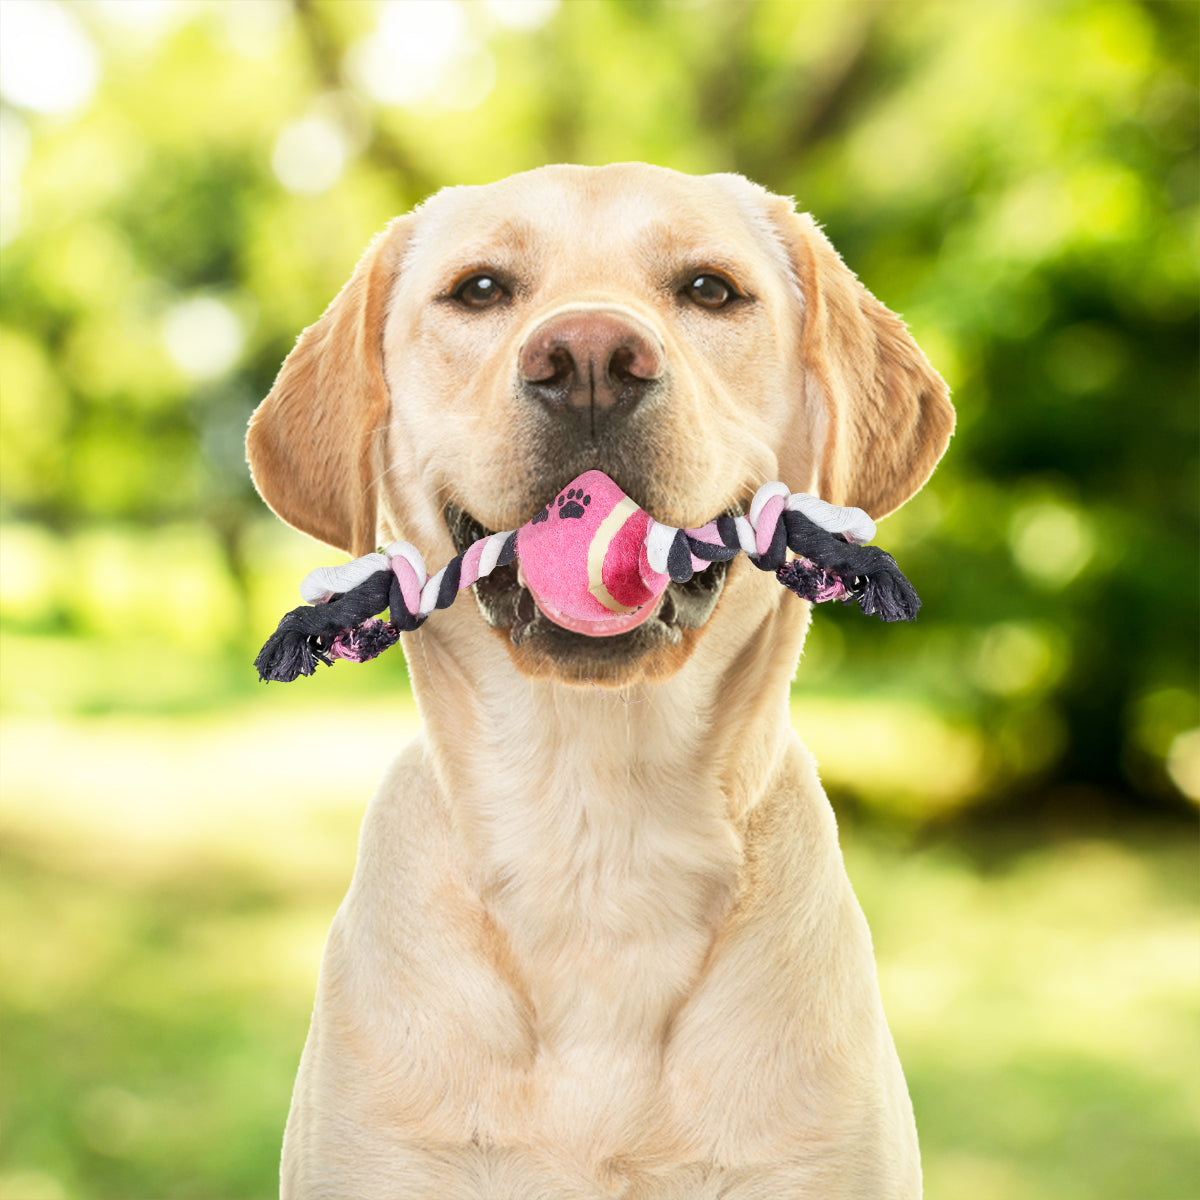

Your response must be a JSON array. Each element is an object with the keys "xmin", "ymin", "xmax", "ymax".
[
  {"xmin": 848, "ymin": 837, "xmax": 1200, "ymax": 1199},
  {"xmin": 0, "ymin": 701, "xmax": 419, "ymax": 885},
  {"xmin": 0, "ymin": 701, "xmax": 420, "ymax": 1200}
]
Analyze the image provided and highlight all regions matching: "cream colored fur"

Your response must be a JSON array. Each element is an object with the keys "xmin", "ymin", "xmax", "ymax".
[{"xmin": 247, "ymin": 163, "xmax": 953, "ymax": 1199}]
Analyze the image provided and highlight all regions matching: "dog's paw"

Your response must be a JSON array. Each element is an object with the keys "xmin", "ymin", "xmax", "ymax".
[{"xmin": 557, "ymin": 488, "xmax": 591, "ymax": 520}]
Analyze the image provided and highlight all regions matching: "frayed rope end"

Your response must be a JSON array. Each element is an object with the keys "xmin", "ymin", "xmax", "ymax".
[
  {"xmin": 854, "ymin": 566, "xmax": 921, "ymax": 622},
  {"xmin": 254, "ymin": 626, "xmax": 330, "ymax": 683},
  {"xmin": 327, "ymin": 618, "xmax": 400, "ymax": 664},
  {"xmin": 776, "ymin": 556, "xmax": 920, "ymax": 622}
]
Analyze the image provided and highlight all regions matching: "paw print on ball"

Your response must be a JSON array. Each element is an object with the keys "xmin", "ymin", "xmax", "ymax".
[{"xmin": 556, "ymin": 487, "xmax": 591, "ymax": 519}]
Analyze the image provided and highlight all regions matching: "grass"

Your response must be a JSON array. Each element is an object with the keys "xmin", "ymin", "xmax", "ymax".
[
  {"xmin": 848, "ymin": 832, "xmax": 1199, "ymax": 1199},
  {"xmin": 1, "ymin": 703, "xmax": 1196, "ymax": 1199}
]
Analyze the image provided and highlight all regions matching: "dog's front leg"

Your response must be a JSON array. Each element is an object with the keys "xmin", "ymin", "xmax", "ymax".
[
  {"xmin": 620, "ymin": 1151, "xmax": 919, "ymax": 1200},
  {"xmin": 279, "ymin": 743, "xmax": 554, "ymax": 1199},
  {"xmin": 283, "ymin": 1125, "xmax": 618, "ymax": 1200}
]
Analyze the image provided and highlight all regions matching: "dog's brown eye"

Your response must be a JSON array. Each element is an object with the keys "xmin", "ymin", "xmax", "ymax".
[
  {"xmin": 685, "ymin": 274, "xmax": 735, "ymax": 310},
  {"xmin": 453, "ymin": 275, "xmax": 506, "ymax": 309}
]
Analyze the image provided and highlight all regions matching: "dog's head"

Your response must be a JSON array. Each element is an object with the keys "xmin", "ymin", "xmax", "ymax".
[{"xmin": 247, "ymin": 163, "xmax": 952, "ymax": 687}]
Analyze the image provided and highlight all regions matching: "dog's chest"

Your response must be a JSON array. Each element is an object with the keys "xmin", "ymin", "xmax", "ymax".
[
  {"xmin": 481, "ymin": 774, "xmax": 740, "ymax": 1036},
  {"xmin": 461, "ymin": 747, "xmax": 742, "ymax": 1152}
]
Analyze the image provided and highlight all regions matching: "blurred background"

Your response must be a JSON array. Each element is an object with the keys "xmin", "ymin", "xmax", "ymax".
[{"xmin": 0, "ymin": 1, "xmax": 1196, "ymax": 1197}]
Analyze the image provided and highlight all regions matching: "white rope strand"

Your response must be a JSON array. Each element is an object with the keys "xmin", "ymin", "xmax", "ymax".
[
  {"xmin": 786, "ymin": 494, "xmax": 875, "ymax": 543},
  {"xmin": 299, "ymin": 553, "xmax": 389, "ymax": 604}
]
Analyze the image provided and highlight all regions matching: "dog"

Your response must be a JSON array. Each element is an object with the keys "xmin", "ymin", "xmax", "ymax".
[{"xmin": 246, "ymin": 162, "xmax": 953, "ymax": 1199}]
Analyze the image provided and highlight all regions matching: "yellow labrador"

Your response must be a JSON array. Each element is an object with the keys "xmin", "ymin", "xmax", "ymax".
[{"xmin": 247, "ymin": 163, "xmax": 952, "ymax": 1199}]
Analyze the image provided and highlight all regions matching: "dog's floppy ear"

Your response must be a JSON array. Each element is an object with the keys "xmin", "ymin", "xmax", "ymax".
[
  {"xmin": 772, "ymin": 202, "xmax": 954, "ymax": 519},
  {"xmin": 246, "ymin": 215, "xmax": 413, "ymax": 555}
]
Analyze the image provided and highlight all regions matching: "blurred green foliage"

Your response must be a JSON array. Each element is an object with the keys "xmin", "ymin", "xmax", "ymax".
[
  {"xmin": 1, "ymin": 1, "xmax": 1198, "ymax": 1198},
  {"xmin": 1, "ymin": 0, "xmax": 1196, "ymax": 821}
]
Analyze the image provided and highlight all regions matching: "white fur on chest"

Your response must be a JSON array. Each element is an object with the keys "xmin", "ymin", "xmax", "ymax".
[{"xmin": 452, "ymin": 681, "xmax": 744, "ymax": 1140}]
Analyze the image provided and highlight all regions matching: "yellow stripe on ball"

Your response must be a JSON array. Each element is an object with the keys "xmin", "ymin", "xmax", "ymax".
[{"xmin": 587, "ymin": 496, "xmax": 641, "ymax": 614}]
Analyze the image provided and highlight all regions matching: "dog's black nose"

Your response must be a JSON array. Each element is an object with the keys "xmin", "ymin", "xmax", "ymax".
[{"xmin": 519, "ymin": 309, "xmax": 663, "ymax": 423}]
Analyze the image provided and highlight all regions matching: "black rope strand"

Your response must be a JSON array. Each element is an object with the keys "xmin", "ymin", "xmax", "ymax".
[
  {"xmin": 255, "ymin": 569, "xmax": 394, "ymax": 682},
  {"xmin": 777, "ymin": 509, "xmax": 920, "ymax": 621}
]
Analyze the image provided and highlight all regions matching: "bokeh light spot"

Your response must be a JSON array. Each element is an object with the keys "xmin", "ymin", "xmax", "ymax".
[
  {"xmin": 0, "ymin": 524, "xmax": 63, "ymax": 624},
  {"xmin": 484, "ymin": 0, "xmax": 560, "ymax": 30},
  {"xmin": 272, "ymin": 115, "xmax": 348, "ymax": 195},
  {"xmin": 438, "ymin": 45, "xmax": 497, "ymax": 111},
  {"xmin": 1165, "ymin": 729, "xmax": 1200, "ymax": 803},
  {"xmin": 1009, "ymin": 499, "xmax": 1095, "ymax": 589},
  {"xmin": 162, "ymin": 296, "xmax": 244, "ymax": 381},
  {"xmin": 92, "ymin": 0, "xmax": 195, "ymax": 38},
  {"xmin": 990, "ymin": 175, "xmax": 1071, "ymax": 261},
  {"xmin": 77, "ymin": 1085, "xmax": 149, "ymax": 1158},
  {"xmin": 347, "ymin": 0, "xmax": 480, "ymax": 108},
  {"xmin": 1068, "ymin": 162, "xmax": 1144, "ymax": 242},
  {"xmin": 0, "ymin": 0, "xmax": 99, "ymax": 115},
  {"xmin": 220, "ymin": 0, "xmax": 287, "ymax": 59},
  {"xmin": 972, "ymin": 622, "xmax": 1067, "ymax": 697}
]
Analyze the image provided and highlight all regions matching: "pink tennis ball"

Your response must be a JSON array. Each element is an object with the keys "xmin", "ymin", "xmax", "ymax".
[{"xmin": 517, "ymin": 470, "xmax": 670, "ymax": 637}]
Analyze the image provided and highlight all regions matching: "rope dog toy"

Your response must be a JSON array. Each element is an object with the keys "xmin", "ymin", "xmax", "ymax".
[{"xmin": 255, "ymin": 470, "xmax": 920, "ymax": 682}]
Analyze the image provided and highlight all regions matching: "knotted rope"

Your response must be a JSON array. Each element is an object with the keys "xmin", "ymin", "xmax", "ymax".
[{"xmin": 254, "ymin": 480, "xmax": 918, "ymax": 683}]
